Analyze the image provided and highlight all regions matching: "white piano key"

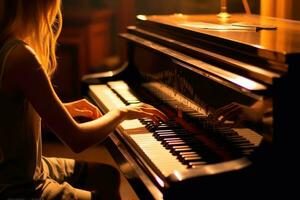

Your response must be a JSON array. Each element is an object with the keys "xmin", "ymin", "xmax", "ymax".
[
  {"xmin": 107, "ymin": 80, "xmax": 130, "ymax": 89},
  {"xmin": 130, "ymin": 133, "xmax": 186, "ymax": 177},
  {"xmin": 108, "ymin": 81, "xmax": 140, "ymax": 102}
]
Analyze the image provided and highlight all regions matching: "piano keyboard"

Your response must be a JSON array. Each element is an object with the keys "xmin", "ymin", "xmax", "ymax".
[
  {"xmin": 89, "ymin": 84, "xmax": 148, "ymax": 134},
  {"xmin": 89, "ymin": 81, "xmax": 263, "ymax": 176},
  {"xmin": 130, "ymin": 133, "xmax": 186, "ymax": 176}
]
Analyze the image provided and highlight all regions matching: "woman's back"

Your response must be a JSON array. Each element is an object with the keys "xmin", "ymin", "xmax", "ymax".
[
  {"xmin": 0, "ymin": 2, "xmax": 167, "ymax": 198},
  {"xmin": 0, "ymin": 39, "xmax": 44, "ymax": 188}
]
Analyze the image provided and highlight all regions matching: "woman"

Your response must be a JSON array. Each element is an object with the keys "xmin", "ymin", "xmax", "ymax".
[{"xmin": 0, "ymin": 0, "xmax": 167, "ymax": 199}]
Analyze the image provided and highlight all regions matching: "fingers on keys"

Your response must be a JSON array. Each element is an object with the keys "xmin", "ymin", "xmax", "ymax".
[{"xmin": 137, "ymin": 103, "xmax": 168, "ymax": 124}]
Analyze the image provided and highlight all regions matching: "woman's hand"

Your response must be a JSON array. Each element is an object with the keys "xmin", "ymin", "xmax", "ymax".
[
  {"xmin": 64, "ymin": 99, "xmax": 102, "ymax": 120},
  {"xmin": 209, "ymin": 102, "xmax": 263, "ymax": 126},
  {"xmin": 119, "ymin": 103, "xmax": 168, "ymax": 124}
]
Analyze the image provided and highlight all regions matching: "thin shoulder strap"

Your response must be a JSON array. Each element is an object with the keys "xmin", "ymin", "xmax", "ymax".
[{"xmin": 0, "ymin": 39, "xmax": 24, "ymax": 88}]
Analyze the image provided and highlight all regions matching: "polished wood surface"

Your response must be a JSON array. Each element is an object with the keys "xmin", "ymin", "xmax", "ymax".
[
  {"xmin": 137, "ymin": 14, "xmax": 300, "ymax": 63},
  {"xmin": 87, "ymin": 13, "xmax": 298, "ymax": 199}
]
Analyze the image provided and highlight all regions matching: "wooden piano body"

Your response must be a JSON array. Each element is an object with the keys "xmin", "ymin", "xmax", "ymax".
[{"xmin": 85, "ymin": 14, "xmax": 300, "ymax": 199}]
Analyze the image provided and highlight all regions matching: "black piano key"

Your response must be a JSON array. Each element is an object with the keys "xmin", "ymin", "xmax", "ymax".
[
  {"xmin": 181, "ymin": 158, "xmax": 204, "ymax": 166},
  {"xmin": 160, "ymin": 137, "xmax": 196, "ymax": 144},
  {"xmin": 170, "ymin": 144, "xmax": 205, "ymax": 154},
  {"xmin": 182, "ymin": 156, "xmax": 203, "ymax": 162},
  {"xmin": 180, "ymin": 153, "xmax": 202, "ymax": 159},
  {"xmin": 179, "ymin": 151, "xmax": 200, "ymax": 156},
  {"xmin": 127, "ymin": 100, "xmax": 141, "ymax": 104},
  {"xmin": 235, "ymin": 144, "xmax": 256, "ymax": 149},
  {"xmin": 171, "ymin": 147, "xmax": 193, "ymax": 154},
  {"xmin": 156, "ymin": 134, "xmax": 194, "ymax": 140},
  {"xmin": 161, "ymin": 137, "xmax": 185, "ymax": 141},
  {"xmin": 227, "ymin": 138, "xmax": 251, "ymax": 143},
  {"xmin": 154, "ymin": 129, "xmax": 187, "ymax": 134},
  {"xmin": 163, "ymin": 138, "xmax": 196, "ymax": 144},
  {"xmin": 227, "ymin": 137, "xmax": 254, "ymax": 145},
  {"xmin": 140, "ymin": 118, "xmax": 153, "ymax": 124},
  {"xmin": 189, "ymin": 161, "xmax": 207, "ymax": 168},
  {"xmin": 155, "ymin": 131, "xmax": 188, "ymax": 137},
  {"xmin": 156, "ymin": 134, "xmax": 180, "ymax": 140},
  {"xmin": 164, "ymin": 140, "xmax": 201, "ymax": 149},
  {"xmin": 166, "ymin": 143, "xmax": 195, "ymax": 150},
  {"xmin": 156, "ymin": 126, "xmax": 183, "ymax": 131},
  {"xmin": 154, "ymin": 130, "xmax": 188, "ymax": 136},
  {"xmin": 163, "ymin": 142, "xmax": 194, "ymax": 149}
]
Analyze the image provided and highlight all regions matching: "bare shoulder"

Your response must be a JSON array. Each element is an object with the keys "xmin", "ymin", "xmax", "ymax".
[
  {"xmin": 6, "ymin": 42, "xmax": 42, "ymax": 71},
  {"xmin": 3, "ymin": 42, "xmax": 45, "ymax": 91}
]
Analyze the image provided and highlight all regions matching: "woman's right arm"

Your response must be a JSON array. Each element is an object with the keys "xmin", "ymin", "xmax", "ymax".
[{"xmin": 4, "ymin": 44, "xmax": 167, "ymax": 153}]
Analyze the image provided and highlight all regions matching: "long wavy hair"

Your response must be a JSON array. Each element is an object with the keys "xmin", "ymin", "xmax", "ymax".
[{"xmin": 0, "ymin": 0, "xmax": 62, "ymax": 76}]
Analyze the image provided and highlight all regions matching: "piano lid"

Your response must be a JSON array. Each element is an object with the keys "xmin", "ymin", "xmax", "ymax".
[{"xmin": 135, "ymin": 14, "xmax": 300, "ymax": 64}]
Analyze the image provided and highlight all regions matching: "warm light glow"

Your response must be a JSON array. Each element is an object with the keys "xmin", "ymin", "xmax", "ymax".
[
  {"xmin": 229, "ymin": 76, "xmax": 263, "ymax": 91},
  {"xmin": 261, "ymin": 0, "xmax": 292, "ymax": 19},
  {"xmin": 217, "ymin": 0, "xmax": 231, "ymax": 19},
  {"xmin": 173, "ymin": 170, "xmax": 183, "ymax": 181},
  {"xmin": 173, "ymin": 13, "xmax": 186, "ymax": 18},
  {"xmin": 137, "ymin": 15, "xmax": 147, "ymax": 21},
  {"xmin": 184, "ymin": 59, "xmax": 266, "ymax": 91},
  {"xmin": 155, "ymin": 176, "xmax": 165, "ymax": 187},
  {"xmin": 217, "ymin": 12, "xmax": 231, "ymax": 18}
]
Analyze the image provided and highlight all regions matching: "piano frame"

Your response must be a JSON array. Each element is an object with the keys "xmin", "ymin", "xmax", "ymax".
[{"xmin": 85, "ymin": 14, "xmax": 300, "ymax": 199}]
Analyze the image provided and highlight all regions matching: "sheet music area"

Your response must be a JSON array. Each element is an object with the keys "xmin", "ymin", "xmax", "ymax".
[{"xmin": 84, "ymin": 14, "xmax": 299, "ymax": 199}]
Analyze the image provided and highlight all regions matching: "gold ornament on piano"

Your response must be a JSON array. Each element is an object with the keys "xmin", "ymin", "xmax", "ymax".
[
  {"xmin": 217, "ymin": 0, "xmax": 231, "ymax": 19},
  {"xmin": 217, "ymin": 0, "xmax": 251, "ymax": 20}
]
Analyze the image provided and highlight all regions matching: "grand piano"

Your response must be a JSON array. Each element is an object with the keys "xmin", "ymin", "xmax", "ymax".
[{"xmin": 84, "ymin": 14, "xmax": 299, "ymax": 199}]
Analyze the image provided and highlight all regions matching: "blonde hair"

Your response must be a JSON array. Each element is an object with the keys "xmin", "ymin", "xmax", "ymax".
[{"xmin": 0, "ymin": 0, "xmax": 62, "ymax": 76}]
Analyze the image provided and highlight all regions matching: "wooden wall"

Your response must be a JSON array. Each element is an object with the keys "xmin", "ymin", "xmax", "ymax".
[
  {"xmin": 135, "ymin": 0, "xmax": 260, "ymax": 15},
  {"xmin": 261, "ymin": 0, "xmax": 300, "ymax": 20}
]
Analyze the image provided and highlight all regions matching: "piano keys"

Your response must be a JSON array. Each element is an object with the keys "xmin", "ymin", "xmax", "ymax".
[
  {"xmin": 86, "ymin": 14, "xmax": 300, "ymax": 199},
  {"xmin": 89, "ymin": 80, "xmax": 263, "ymax": 198}
]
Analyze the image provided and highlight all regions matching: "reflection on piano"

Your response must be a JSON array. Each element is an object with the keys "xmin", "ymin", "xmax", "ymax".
[{"xmin": 85, "ymin": 14, "xmax": 299, "ymax": 199}]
